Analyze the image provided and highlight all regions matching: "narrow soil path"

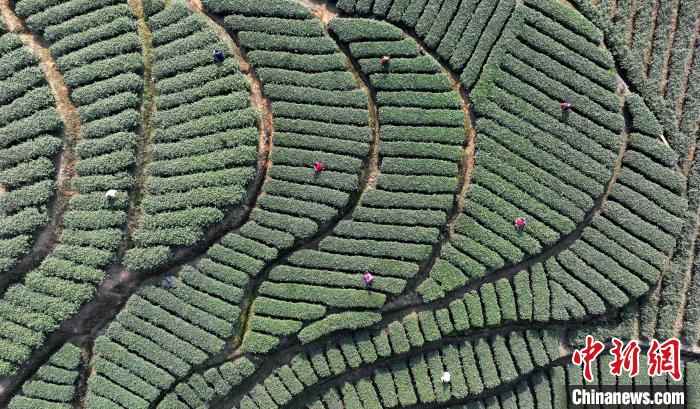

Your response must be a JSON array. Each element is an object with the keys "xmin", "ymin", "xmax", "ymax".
[
  {"xmin": 674, "ymin": 234, "xmax": 700, "ymax": 337},
  {"xmin": 658, "ymin": 0, "xmax": 681, "ymax": 96},
  {"xmin": 0, "ymin": 0, "xmax": 80, "ymax": 292},
  {"xmin": 276, "ymin": 319, "xmax": 599, "ymax": 409},
  {"xmin": 673, "ymin": 15, "xmax": 700, "ymax": 120},
  {"xmin": 627, "ymin": 0, "xmax": 639, "ymax": 46},
  {"xmin": 123, "ymin": 0, "xmax": 157, "ymax": 242},
  {"xmin": 644, "ymin": 0, "xmax": 661, "ymax": 76},
  {"xmin": 145, "ymin": 3, "xmax": 382, "ymax": 406},
  {"xmin": 161, "ymin": 4, "xmax": 635, "ymax": 406}
]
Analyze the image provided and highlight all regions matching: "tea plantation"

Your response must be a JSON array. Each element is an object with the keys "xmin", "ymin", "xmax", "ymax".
[{"xmin": 0, "ymin": 0, "xmax": 698, "ymax": 407}]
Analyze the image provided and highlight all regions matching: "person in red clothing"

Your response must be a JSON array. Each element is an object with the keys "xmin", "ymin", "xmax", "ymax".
[
  {"xmin": 515, "ymin": 216, "xmax": 527, "ymax": 230},
  {"xmin": 380, "ymin": 55, "xmax": 391, "ymax": 65},
  {"xmin": 363, "ymin": 273, "xmax": 374, "ymax": 285},
  {"xmin": 314, "ymin": 161, "xmax": 324, "ymax": 172},
  {"xmin": 560, "ymin": 101, "xmax": 572, "ymax": 111}
]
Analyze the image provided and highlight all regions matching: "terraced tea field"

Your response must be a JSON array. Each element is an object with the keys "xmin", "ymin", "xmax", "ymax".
[{"xmin": 0, "ymin": 0, "xmax": 698, "ymax": 407}]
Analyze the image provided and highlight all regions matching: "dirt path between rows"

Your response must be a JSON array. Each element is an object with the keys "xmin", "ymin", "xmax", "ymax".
[
  {"xmin": 658, "ymin": 0, "xmax": 681, "ymax": 97},
  {"xmin": 188, "ymin": 0, "xmax": 274, "ymax": 174},
  {"xmin": 123, "ymin": 0, "xmax": 157, "ymax": 241},
  {"xmin": 643, "ymin": 0, "xmax": 661, "ymax": 76},
  {"xmin": 144, "ymin": 2, "xmax": 385, "ymax": 404},
  {"xmin": 0, "ymin": 0, "xmax": 80, "ymax": 291},
  {"xmin": 0, "ymin": 0, "xmax": 284, "ymax": 397},
  {"xmin": 673, "ymin": 14, "xmax": 700, "ymax": 120},
  {"xmin": 167, "ymin": 2, "xmax": 637, "ymax": 406}
]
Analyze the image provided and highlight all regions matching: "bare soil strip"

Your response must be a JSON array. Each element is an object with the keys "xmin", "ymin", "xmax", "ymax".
[
  {"xmin": 146, "ymin": 3, "xmax": 383, "ymax": 406},
  {"xmin": 124, "ymin": 0, "xmax": 157, "ymax": 241},
  {"xmin": 0, "ymin": 1, "xmax": 80, "ymax": 291},
  {"xmin": 164, "ymin": 3, "xmax": 637, "ymax": 407},
  {"xmin": 385, "ymin": 17, "xmax": 479, "ymax": 301},
  {"xmin": 627, "ymin": 0, "xmax": 639, "ymax": 47},
  {"xmin": 658, "ymin": 0, "xmax": 682, "ymax": 96},
  {"xmin": 674, "ymin": 16, "xmax": 700, "ymax": 120},
  {"xmin": 644, "ymin": 0, "xmax": 661, "ymax": 76},
  {"xmin": 673, "ymin": 226, "xmax": 700, "ymax": 337}
]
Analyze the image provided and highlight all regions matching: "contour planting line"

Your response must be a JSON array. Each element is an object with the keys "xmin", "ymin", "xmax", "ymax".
[
  {"xmin": 0, "ymin": 0, "xmax": 156, "ymax": 400},
  {"xmin": 383, "ymin": 18, "xmax": 478, "ymax": 302},
  {"xmin": 206, "ymin": 315, "xmax": 608, "ymax": 408},
  {"xmin": 382, "ymin": 73, "xmax": 633, "ymax": 315},
  {"xmin": 658, "ymin": 0, "xmax": 682, "ymax": 97},
  {"xmin": 321, "ymin": 0, "xmax": 517, "ymax": 95},
  {"xmin": 299, "ymin": 0, "xmax": 484, "ymax": 306},
  {"xmin": 192, "ymin": 3, "xmax": 634, "ymax": 392},
  {"xmin": 222, "ymin": 5, "xmax": 382, "ymax": 360},
  {"xmin": 0, "ymin": 0, "xmax": 80, "ymax": 292},
  {"xmin": 144, "ymin": 4, "xmax": 383, "ymax": 406},
  {"xmin": 0, "ymin": 0, "xmax": 148, "ymax": 400},
  {"xmin": 187, "ymin": 250, "xmax": 696, "ymax": 409},
  {"xmin": 121, "ymin": 0, "xmax": 157, "ymax": 254},
  {"xmin": 112, "ymin": 0, "xmax": 275, "ymax": 278},
  {"xmin": 50, "ymin": 1, "xmax": 279, "ymax": 404},
  {"xmin": 643, "ymin": 0, "xmax": 661, "ymax": 76},
  {"xmin": 672, "ymin": 14, "xmax": 700, "ymax": 121},
  {"xmin": 188, "ymin": 0, "xmax": 274, "ymax": 178}
]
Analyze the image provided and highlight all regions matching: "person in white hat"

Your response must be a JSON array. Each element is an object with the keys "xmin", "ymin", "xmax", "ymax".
[{"xmin": 441, "ymin": 371, "xmax": 451, "ymax": 383}]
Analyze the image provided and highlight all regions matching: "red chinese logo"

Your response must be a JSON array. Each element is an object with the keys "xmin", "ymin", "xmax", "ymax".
[
  {"xmin": 647, "ymin": 338, "xmax": 682, "ymax": 381},
  {"xmin": 572, "ymin": 335, "xmax": 605, "ymax": 382},
  {"xmin": 573, "ymin": 337, "xmax": 683, "ymax": 382},
  {"xmin": 609, "ymin": 337, "xmax": 640, "ymax": 378}
]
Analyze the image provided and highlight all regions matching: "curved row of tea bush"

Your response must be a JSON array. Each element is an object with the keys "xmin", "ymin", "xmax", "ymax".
[
  {"xmin": 83, "ymin": 283, "xmax": 243, "ymax": 408},
  {"xmin": 440, "ymin": 358, "xmax": 698, "ymax": 409},
  {"xmin": 294, "ymin": 329, "xmax": 561, "ymax": 409},
  {"xmin": 0, "ymin": 25, "xmax": 63, "ymax": 275},
  {"xmin": 160, "ymin": 309, "xmax": 561, "ymax": 408},
  {"xmin": 334, "ymin": 0, "xmax": 518, "ymax": 90},
  {"xmin": 155, "ymin": 357, "xmax": 258, "ymax": 409},
  {"xmin": 600, "ymin": 0, "xmax": 700, "ymax": 147},
  {"xmin": 417, "ymin": 0, "xmax": 687, "ymax": 303},
  {"xmin": 81, "ymin": 0, "xmax": 374, "ymax": 406},
  {"xmin": 568, "ymin": 0, "xmax": 700, "ymax": 157},
  {"xmin": 415, "ymin": 89, "xmax": 687, "ymax": 349},
  {"xmin": 122, "ymin": 1, "xmax": 260, "ymax": 271},
  {"xmin": 234, "ymin": 16, "xmax": 467, "ymax": 352},
  {"xmin": 0, "ymin": 0, "xmax": 144, "ymax": 376},
  {"xmin": 7, "ymin": 343, "xmax": 81, "ymax": 409}
]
